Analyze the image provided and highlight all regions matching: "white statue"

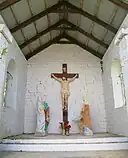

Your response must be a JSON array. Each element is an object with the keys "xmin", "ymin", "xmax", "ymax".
[{"xmin": 35, "ymin": 95, "xmax": 50, "ymax": 136}]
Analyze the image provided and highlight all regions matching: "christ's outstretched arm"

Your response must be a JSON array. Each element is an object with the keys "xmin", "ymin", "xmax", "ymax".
[
  {"xmin": 52, "ymin": 74, "xmax": 61, "ymax": 82},
  {"xmin": 69, "ymin": 74, "xmax": 78, "ymax": 82}
]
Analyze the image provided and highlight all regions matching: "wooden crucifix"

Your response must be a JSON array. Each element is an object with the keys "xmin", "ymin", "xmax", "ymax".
[{"xmin": 51, "ymin": 64, "xmax": 79, "ymax": 122}]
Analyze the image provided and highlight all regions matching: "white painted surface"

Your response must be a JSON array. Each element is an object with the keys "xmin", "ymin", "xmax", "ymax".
[
  {"xmin": 1, "ymin": 137, "xmax": 128, "ymax": 144},
  {"xmin": 0, "ymin": 16, "xmax": 27, "ymax": 138},
  {"xmin": 25, "ymin": 44, "xmax": 106, "ymax": 134},
  {"xmin": 103, "ymin": 14, "xmax": 128, "ymax": 136},
  {"xmin": 4, "ymin": 59, "xmax": 17, "ymax": 109},
  {"xmin": 0, "ymin": 143, "xmax": 128, "ymax": 152},
  {"xmin": 111, "ymin": 60, "xmax": 124, "ymax": 109}
]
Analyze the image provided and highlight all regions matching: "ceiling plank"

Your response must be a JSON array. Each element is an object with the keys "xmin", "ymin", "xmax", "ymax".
[
  {"xmin": 10, "ymin": 1, "xmax": 64, "ymax": 33},
  {"xmin": 108, "ymin": 0, "xmax": 128, "ymax": 10},
  {"xmin": 64, "ymin": 1, "xmax": 118, "ymax": 33},
  {"xmin": 20, "ymin": 19, "xmax": 64, "ymax": 49},
  {"xmin": 63, "ymin": 19, "xmax": 108, "ymax": 48},
  {"xmin": 26, "ymin": 34, "xmax": 63, "ymax": 60},
  {"xmin": 0, "ymin": 0, "xmax": 22, "ymax": 11},
  {"xmin": 20, "ymin": 19, "xmax": 108, "ymax": 49},
  {"xmin": 63, "ymin": 34, "xmax": 103, "ymax": 59}
]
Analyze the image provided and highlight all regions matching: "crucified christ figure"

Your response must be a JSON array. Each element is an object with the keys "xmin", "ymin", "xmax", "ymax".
[{"xmin": 52, "ymin": 74, "xmax": 77, "ymax": 110}]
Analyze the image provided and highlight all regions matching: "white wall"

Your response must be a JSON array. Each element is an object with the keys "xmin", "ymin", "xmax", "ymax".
[
  {"xmin": 25, "ymin": 44, "xmax": 106, "ymax": 134},
  {"xmin": 0, "ymin": 16, "xmax": 27, "ymax": 138},
  {"xmin": 102, "ymin": 15, "xmax": 128, "ymax": 136}
]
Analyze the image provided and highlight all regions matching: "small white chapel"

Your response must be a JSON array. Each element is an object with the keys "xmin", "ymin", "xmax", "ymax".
[{"xmin": 0, "ymin": 0, "xmax": 128, "ymax": 155}]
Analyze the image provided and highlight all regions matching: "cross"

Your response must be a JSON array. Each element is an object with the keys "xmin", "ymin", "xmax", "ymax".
[
  {"xmin": 51, "ymin": 64, "xmax": 79, "ymax": 79},
  {"xmin": 51, "ymin": 64, "xmax": 79, "ymax": 122}
]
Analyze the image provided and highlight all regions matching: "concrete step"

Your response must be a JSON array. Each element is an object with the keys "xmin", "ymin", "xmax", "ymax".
[
  {"xmin": 0, "ymin": 137, "xmax": 128, "ymax": 152},
  {"xmin": 0, "ymin": 137, "xmax": 128, "ymax": 144}
]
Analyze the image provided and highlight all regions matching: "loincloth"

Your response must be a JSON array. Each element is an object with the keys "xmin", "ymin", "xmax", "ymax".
[{"xmin": 61, "ymin": 90, "xmax": 70, "ymax": 96}]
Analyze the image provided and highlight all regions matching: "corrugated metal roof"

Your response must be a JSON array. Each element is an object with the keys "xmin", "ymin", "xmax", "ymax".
[{"xmin": 0, "ymin": 0, "xmax": 127, "ymax": 59}]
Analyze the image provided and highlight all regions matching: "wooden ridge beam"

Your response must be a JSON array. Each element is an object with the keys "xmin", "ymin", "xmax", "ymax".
[
  {"xmin": 20, "ymin": 19, "xmax": 64, "ymax": 49},
  {"xmin": 0, "ymin": 0, "xmax": 22, "ymax": 11},
  {"xmin": 10, "ymin": 1, "xmax": 64, "ymax": 33},
  {"xmin": 63, "ymin": 19, "xmax": 108, "ymax": 48},
  {"xmin": 63, "ymin": 34, "xmax": 103, "ymax": 59},
  {"xmin": 108, "ymin": 0, "xmax": 128, "ymax": 10},
  {"xmin": 64, "ymin": 1, "xmax": 118, "ymax": 33},
  {"xmin": 26, "ymin": 34, "xmax": 63, "ymax": 60}
]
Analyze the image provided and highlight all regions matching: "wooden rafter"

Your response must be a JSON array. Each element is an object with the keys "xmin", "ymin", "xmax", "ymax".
[
  {"xmin": 0, "ymin": 0, "xmax": 22, "ymax": 11},
  {"xmin": 10, "ymin": 0, "xmax": 118, "ymax": 34},
  {"xmin": 63, "ymin": 19, "xmax": 108, "ymax": 48},
  {"xmin": 63, "ymin": 34, "xmax": 103, "ymax": 59},
  {"xmin": 10, "ymin": 1, "xmax": 64, "ymax": 33},
  {"xmin": 20, "ymin": 19, "xmax": 108, "ymax": 49},
  {"xmin": 64, "ymin": 1, "xmax": 118, "ymax": 33},
  {"xmin": 26, "ymin": 33, "xmax": 103, "ymax": 60},
  {"xmin": 20, "ymin": 19, "xmax": 64, "ymax": 49},
  {"xmin": 26, "ymin": 34, "xmax": 63, "ymax": 60},
  {"xmin": 108, "ymin": 0, "xmax": 128, "ymax": 10}
]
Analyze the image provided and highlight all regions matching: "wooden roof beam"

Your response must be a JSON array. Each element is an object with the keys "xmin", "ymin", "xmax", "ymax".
[
  {"xmin": 10, "ymin": 1, "xmax": 64, "ymax": 33},
  {"xmin": 20, "ymin": 19, "xmax": 64, "ymax": 49},
  {"xmin": 26, "ymin": 34, "xmax": 63, "ymax": 60},
  {"xmin": 20, "ymin": 19, "xmax": 108, "ymax": 49},
  {"xmin": 26, "ymin": 32, "xmax": 103, "ymax": 60},
  {"xmin": 108, "ymin": 0, "xmax": 128, "ymax": 10},
  {"xmin": 63, "ymin": 19, "xmax": 108, "ymax": 48},
  {"xmin": 0, "ymin": 0, "xmax": 22, "ymax": 11},
  {"xmin": 63, "ymin": 34, "xmax": 103, "ymax": 59},
  {"xmin": 64, "ymin": 1, "xmax": 118, "ymax": 33}
]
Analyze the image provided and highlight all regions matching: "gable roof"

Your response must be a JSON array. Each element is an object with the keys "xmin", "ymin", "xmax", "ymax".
[{"xmin": 0, "ymin": 0, "xmax": 128, "ymax": 59}]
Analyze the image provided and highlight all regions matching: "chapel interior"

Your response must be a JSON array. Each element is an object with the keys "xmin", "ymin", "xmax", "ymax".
[{"xmin": 0, "ymin": 0, "xmax": 128, "ymax": 142}]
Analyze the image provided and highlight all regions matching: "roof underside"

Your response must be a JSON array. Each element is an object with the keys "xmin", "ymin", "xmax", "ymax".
[{"xmin": 0, "ymin": 0, "xmax": 128, "ymax": 59}]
